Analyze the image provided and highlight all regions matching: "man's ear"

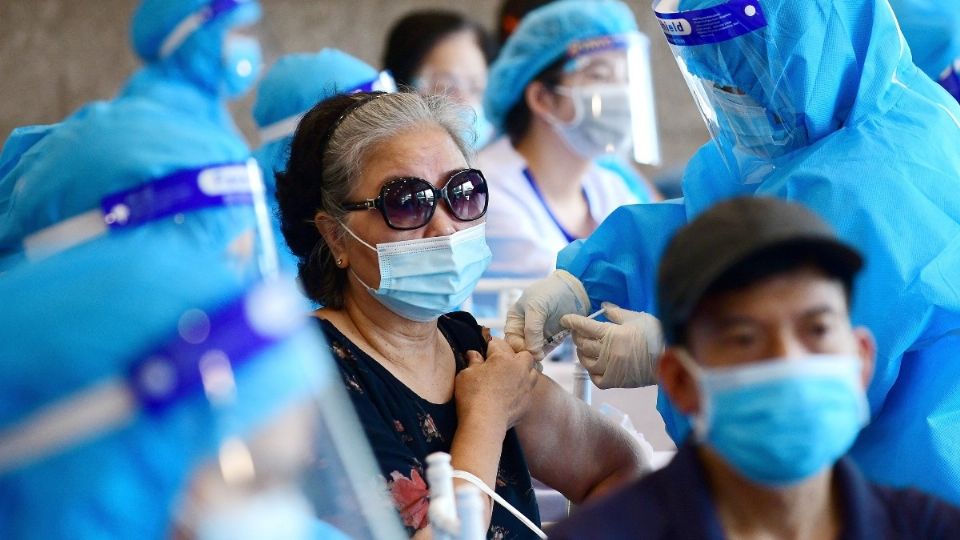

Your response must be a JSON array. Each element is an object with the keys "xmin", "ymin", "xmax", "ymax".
[
  {"xmin": 659, "ymin": 348, "xmax": 700, "ymax": 415},
  {"xmin": 852, "ymin": 326, "xmax": 876, "ymax": 390},
  {"xmin": 314, "ymin": 212, "xmax": 346, "ymax": 266},
  {"xmin": 524, "ymin": 80, "xmax": 562, "ymax": 121}
]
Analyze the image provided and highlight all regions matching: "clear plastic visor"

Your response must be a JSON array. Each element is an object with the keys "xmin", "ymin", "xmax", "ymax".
[
  {"xmin": 558, "ymin": 32, "xmax": 661, "ymax": 165},
  {"xmin": 654, "ymin": 0, "xmax": 807, "ymax": 182}
]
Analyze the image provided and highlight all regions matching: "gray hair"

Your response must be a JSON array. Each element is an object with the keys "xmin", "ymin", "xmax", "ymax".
[{"xmin": 276, "ymin": 91, "xmax": 476, "ymax": 308}]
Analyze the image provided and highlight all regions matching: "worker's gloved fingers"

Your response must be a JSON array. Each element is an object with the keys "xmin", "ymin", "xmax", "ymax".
[
  {"xmin": 571, "ymin": 332, "xmax": 603, "ymax": 361},
  {"xmin": 523, "ymin": 314, "xmax": 548, "ymax": 361},
  {"xmin": 578, "ymin": 350, "xmax": 605, "ymax": 377},
  {"xmin": 504, "ymin": 305, "xmax": 527, "ymax": 353},
  {"xmin": 601, "ymin": 302, "xmax": 645, "ymax": 325},
  {"xmin": 560, "ymin": 313, "xmax": 607, "ymax": 339},
  {"xmin": 590, "ymin": 371, "xmax": 620, "ymax": 390}
]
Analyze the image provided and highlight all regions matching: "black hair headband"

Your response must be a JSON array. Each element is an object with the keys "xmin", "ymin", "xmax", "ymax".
[{"xmin": 318, "ymin": 91, "xmax": 389, "ymax": 169}]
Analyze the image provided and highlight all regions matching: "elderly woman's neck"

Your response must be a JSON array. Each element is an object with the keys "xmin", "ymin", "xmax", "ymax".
[{"xmin": 334, "ymin": 289, "xmax": 450, "ymax": 373}]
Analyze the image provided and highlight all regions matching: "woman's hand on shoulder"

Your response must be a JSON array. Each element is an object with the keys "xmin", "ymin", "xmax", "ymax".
[{"xmin": 454, "ymin": 337, "xmax": 538, "ymax": 432}]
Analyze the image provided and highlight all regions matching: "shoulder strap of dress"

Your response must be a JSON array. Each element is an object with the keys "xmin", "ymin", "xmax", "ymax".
[{"xmin": 438, "ymin": 311, "xmax": 488, "ymax": 371}]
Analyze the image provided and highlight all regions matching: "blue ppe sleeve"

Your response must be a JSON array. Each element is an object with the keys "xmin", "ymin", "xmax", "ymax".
[{"xmin": 557, "ymin": 201, "xmax": 688, "ymax": 316}]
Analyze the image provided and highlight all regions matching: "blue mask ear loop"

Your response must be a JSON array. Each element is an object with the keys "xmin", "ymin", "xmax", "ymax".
[
  {"xmin": 674, "ymin": 349, "xmax": 712, "ymax": 441},
  {"xmin": 337, "ymin": 221, "xmax": 380, "ymax": 292}
]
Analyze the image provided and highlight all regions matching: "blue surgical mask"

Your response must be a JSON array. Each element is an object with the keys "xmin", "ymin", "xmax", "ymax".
[
  {"xmin": 708, "ymin": 86, "xmax": 800, "ymax": 159},
  {"xmin": 678, "ymin": 351, "xmax": 869, "ymax": 486},
  {"xmin": 222, "ymin": 34, "xmax": 262, "ymax": 98},
  {"xmin": 341, "ymin": 223, "xmax": 492, "ymax": 322}
]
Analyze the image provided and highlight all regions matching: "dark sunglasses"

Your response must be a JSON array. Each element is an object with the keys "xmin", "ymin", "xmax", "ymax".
[{"xmin": 342, "ymin": 168, "xmax": 489, "ymax": 230}]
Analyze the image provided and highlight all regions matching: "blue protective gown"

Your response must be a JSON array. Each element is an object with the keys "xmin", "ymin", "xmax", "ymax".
[{"xmin": 558, "ymin": 0, "xmax": 960, "ymax": 502}]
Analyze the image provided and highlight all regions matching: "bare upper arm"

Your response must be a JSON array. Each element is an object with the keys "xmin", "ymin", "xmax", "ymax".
[{"xmin": 515, "ymin": 373, "xmax": 646, "ymax": 503}]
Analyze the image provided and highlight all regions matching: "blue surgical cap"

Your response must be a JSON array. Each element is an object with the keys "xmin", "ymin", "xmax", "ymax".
[
  {"xmin": 252, "ymin": 49, "xmax": 380, "ymax": 129},
  {"xmin": 0, "ymin": 237, "xmax": 329, "ymax": 538},
  {"xmin": 484, "ymin": 0, "xmax": 639, "ymax": 132}
]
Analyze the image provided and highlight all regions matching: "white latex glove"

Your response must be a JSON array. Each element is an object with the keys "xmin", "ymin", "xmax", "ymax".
[
  {"xmin": 560, "ymin": 302, "xmax": 664, "ymax": 389},
  {"xmin": 503, "ymin": 270, "xmax": 590, "ymax": 361}
]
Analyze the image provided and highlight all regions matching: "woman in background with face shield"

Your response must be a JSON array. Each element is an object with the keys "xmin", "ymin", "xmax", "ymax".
[
  {"xmin": 383, "ymin": 10, "xmax": 497, "ymax": 151},
  {"xmin": 479, "ymin": 0, "xmax": 660, "ymax": 281},
  {"xmin": 276, "ymin": 90, "xmax": 648, "ymax": 539}
]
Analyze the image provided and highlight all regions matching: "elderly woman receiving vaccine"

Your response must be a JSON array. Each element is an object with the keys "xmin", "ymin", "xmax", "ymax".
[{"xmin": 276, "ymin": 90, "xmax": 647, "ymax": 538}]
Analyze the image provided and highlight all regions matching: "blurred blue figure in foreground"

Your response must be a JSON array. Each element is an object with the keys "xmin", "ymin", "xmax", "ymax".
[
  {"xmin": 252, "ymin": 49, "xmax": 396, "ymax": 273},
  {"xmin": 888, "ymin": 0, "xmax": 960, "ymax": 102},
  {"xmin": 0, "ymin": 246, "xmax": 403, "ymax": 539},
  {"xmin": 504, "ymin": 0, "xmax": 960, "ymax": 503}
]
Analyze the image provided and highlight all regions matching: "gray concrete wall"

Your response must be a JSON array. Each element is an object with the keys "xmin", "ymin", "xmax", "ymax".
[{"xmin": 0, "ymin": 0, "xmax": 708, "ymax": 177}]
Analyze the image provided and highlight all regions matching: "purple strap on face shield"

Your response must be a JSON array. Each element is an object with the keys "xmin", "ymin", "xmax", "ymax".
[
  {"xmin": 207, "ymin": 0, "xmax": 250, "ymax": 21},
  {"xmin": 129, "ymin": 293, "xmax": 284, "ymax": 413},
  {"xmin": 939, "ymin": 62, "xmax": 960, "ymax": 102},
  {"xmin": 350, "ymin": 72, "xmax": 396, "ymax": 93},
  {"xmin": 566, "ymin": 33, "xmax": 633, "ymax": 60},
  {"xmin": 99, "ymin": 162, "xmax": 254, "ymax": 230},
  {"xmin": 655, "ymin": 0, "xmax": 767, "ymax": 46}
]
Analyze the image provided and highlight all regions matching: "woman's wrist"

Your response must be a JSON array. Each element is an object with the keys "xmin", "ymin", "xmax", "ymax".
[{"xmin": 457, "ymin": 404, "xmax": 510, "ymax": 436}]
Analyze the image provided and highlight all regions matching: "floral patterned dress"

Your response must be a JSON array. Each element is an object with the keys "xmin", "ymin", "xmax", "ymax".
[{"xmin": 316, "ymin": 312, "xmax": 541, "ymax": 539}]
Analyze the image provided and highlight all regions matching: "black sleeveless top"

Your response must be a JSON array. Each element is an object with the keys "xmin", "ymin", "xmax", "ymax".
[{"xmin": 316, "ymin": 312, "xmax": 541, "ymax": 539}]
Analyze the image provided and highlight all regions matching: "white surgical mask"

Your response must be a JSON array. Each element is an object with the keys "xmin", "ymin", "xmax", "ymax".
[
  {"xmin": 547, "ymin": 83, "xmax": 634, "ymax": 159},
  {"xmin": 340, "ymin": 223, "xmax": 492, "ymax": 322}
]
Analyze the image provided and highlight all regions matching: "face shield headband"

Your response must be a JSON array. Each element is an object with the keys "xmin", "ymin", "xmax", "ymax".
[
  {"xmin": 0, "ymin": 280, "xmax": 305, "ymax": 474},
  {"xmin": 654, "ymin": 0, "xmax": 808, "ymax": 183},
  {"xmin": 22, "ymin": 159, "xmax": 280, "ymax": 279}
]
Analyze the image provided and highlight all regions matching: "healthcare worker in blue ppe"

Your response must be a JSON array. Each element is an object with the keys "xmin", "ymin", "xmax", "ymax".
[
  {"xmin": 504, "ymin": 0, "xmax": 960, "ymax": 503},
  {"xmin": 252, "ymin": 49, "xmax": 396, "ymax": 274},
  {"xmin": 0, "ymin": 0, "xmax": 266, "ymax": 272},
  {"xmin": 888, "ymin": 0, "xmax": 960, "ymax": 102},
  {"xmin": 479, "ymin": 0, "xmax": 660, "ymax": 280},
  {"xmin": 0, "ymin": 0, "xmax": 263, "ymax": 264},
  {"xmin": 0, "ymin": 256, "xmax": 404, "ymax": 539}
]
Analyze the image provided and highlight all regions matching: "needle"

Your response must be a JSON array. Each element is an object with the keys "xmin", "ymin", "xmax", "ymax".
[{"xmin": 544, "ymin": 307, "xmax": 606, "ymax": 347}]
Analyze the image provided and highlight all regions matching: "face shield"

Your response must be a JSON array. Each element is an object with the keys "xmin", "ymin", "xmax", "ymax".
[
  {"xmin": 551, "ymin": 31, "xmax": 661, "ymax": 165},
  {"xmin": 21, "ymin": 159, "xmax": 281, "ymax": 281},
  {"xmin": 0, "ymin": 280, "xmax": 404, "ymax": 540},
  {"xmin": 653, "ymin": 0, "xmax": 808, "ymax": 183}
]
